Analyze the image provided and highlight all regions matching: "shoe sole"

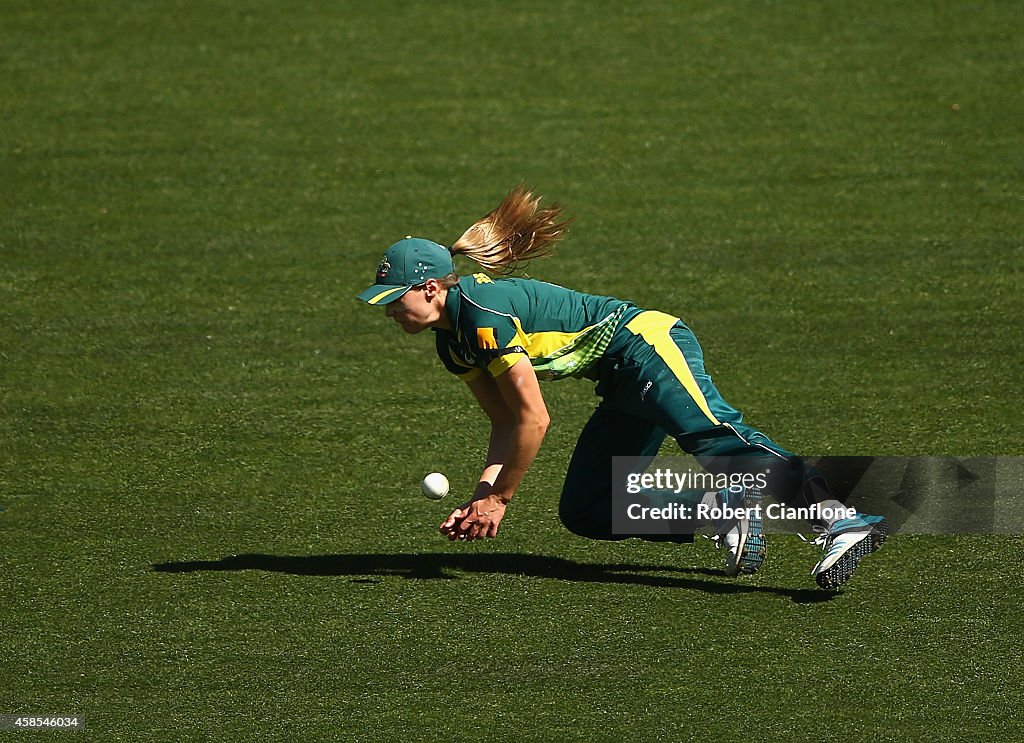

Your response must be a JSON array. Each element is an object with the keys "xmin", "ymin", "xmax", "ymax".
[
  {"xmin": 735, "ymin": 490, "xmax": 766, "ymax": 576},
  {"xmin": 815, "ymin": 520, "xmax": 889, "ymax": 590}
]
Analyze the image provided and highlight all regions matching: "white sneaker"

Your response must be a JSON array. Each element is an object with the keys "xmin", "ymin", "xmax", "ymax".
[
  {"xmin": 805, "ymin": 514, "xmax": 888, "ymax": 589},
  {"xmin": 711, "ymin": 485, "xmax": 766, "ymax": 576}
]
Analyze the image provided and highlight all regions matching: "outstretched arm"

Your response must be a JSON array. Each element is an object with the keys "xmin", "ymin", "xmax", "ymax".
[{"xmin": 440, "ymin": 357, "xmax": 550, "ymax": 540}]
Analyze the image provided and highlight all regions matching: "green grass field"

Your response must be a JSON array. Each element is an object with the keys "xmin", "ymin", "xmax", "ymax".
[{"xmin": 2, "ymin": 1, "xmax": 1022, "ymax": 740}]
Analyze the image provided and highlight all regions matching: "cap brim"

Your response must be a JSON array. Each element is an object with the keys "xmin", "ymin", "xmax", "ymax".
[{"xmin": 356, "ymin": 283, "xmax": 414, "ymax": 305}]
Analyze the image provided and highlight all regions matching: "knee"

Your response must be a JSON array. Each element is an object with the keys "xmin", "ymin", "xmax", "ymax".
[{"xmin": 558, "ymin": 490, "xmax": 613, "ymax": 540}]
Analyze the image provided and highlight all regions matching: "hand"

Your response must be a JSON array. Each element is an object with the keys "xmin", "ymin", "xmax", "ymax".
[{"xmin": 439, "ymin": 495, "xmax": 507, "ymax": 541}]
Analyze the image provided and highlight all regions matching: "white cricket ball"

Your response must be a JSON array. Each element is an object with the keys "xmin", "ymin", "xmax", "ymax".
[{"xmin": 421, "ymin": 472, "xmax": 449, "ymax": 500}]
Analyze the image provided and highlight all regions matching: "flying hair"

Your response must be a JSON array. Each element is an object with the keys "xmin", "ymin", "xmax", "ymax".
[{"xmin": 450, "ymin": 185, "xmax": 573, "ymax": 275}]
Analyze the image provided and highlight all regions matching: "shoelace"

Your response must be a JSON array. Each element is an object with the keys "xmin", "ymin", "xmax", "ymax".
[
  {"xmin": 703, "ymin": 530, "xmax": 743, "ymax": 551},
  {"xmin": 703, "ymin": 534, "xmax": 725, "ymax": 550},
  {"xmin": 796, "ymin": 525, "xmax": 831, "ymax": 550}
]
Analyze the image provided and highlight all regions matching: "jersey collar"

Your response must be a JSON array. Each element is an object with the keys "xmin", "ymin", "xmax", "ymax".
[{"xmin": 438, "ymin": 281, "xmax": 462, "ymax": 334}]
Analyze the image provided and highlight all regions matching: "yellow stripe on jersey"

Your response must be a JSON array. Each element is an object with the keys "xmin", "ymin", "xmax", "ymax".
[
  {"xmin": 625, "ymin": 311, "xmax": 722, "ymax": 426},
  {"xmin": 521, "ymin": 327, "xmax": 593, "ymax": 357},
  {"xmin": 448, "ymin": 348, "xmax": 483, "ymax": 382},
  {"xmin": 485, "ymin": 317, "xmax": 529, "ymax": 377},
  {"xmin": 488, "ymin": 328, "xmax": 587, "ymax": 378},
  {"xmin": 477, "ymin": 327, "xmax": 498, "ymax": 349},
  {"xmin": 487, "ymin": 352, "xmax": 527, "ymax": 377},
  {"xmin": 486, "ymin": 318, "xmax": 604, "ymax": 378}
]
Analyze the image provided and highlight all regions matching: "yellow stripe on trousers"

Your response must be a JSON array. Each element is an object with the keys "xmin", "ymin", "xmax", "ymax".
[{"xmin": 625, "ymin": 311, "xmax": 722, "ymax": 426}]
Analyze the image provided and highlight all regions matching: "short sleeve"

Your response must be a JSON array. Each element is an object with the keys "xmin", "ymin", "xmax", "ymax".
[
  {"xmin": 435, "ymin": 331, "xmax": 483, "ymax": 382},
  {"xmin": 461, "ymin": 306, "xmax": 528, "ymax": 378}
]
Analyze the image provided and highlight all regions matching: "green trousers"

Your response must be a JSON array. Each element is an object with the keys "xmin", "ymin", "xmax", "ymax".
[{"xmin": 558, "ymin": 312, "xmax": 820, "ymax": 542}]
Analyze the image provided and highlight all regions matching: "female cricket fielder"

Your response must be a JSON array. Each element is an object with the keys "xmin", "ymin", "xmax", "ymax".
[{"xmin": 356, "ymin": 187, "xmax": 888, "ymax": 589}]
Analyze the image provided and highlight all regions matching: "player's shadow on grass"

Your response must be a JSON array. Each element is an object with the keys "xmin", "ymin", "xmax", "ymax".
[{"xmin": 153, "ymin": 552, "xmax": 836, "ymax": 604}]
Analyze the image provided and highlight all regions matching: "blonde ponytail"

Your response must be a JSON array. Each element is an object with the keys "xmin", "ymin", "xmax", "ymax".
[{"xmin": 450, "ymin": 185, "xmax": 572, "ymax": 275}]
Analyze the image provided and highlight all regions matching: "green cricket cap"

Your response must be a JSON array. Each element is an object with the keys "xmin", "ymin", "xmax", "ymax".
[{"xmin": 356, "ymin": 237, "xmax": 456, "ymax": 305}]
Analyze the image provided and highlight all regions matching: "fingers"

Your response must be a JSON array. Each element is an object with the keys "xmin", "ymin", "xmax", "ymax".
[
  {"xmin": 449, "ymin": 514, "xmax": 487, "ymax": 541},
  {"xmin": 440, "ymin": 509, "xmax": 478, "ymax": 541},
  {"xmin": 455, "ymin": 514, "xmax": 498, "ymax": 541},
  {"xmin": 465, "ymin": 519, "xmax": 487, "ymax": 541},
  {"xmin": 439, "ymin": 500, "xmax": 504, "ymax": 542},
  {"xmin": 439, "ymin": 507, "xmax": 467, "ymax": 534},
  {"xmin": 456, "ymin": 516, "xmax": 482, "ymax": 541}
]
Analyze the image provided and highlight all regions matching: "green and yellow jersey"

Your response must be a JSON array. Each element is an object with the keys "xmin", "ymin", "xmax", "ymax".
[{"xmin": 434, "ymin": 273, "xmax": 643, "ymax": 382}]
